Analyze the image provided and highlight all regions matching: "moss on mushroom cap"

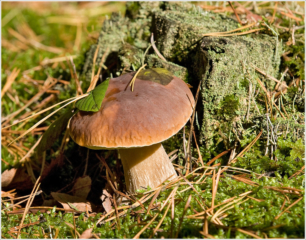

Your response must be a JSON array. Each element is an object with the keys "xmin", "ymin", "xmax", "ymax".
[{"xmin": 69, "ymin": 69, "xmax": 195, "ymax": 149}]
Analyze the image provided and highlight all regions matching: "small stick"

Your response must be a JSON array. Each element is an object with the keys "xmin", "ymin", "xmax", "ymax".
[
  {"xmin": 150, "ymin": 33, "xmax": 167, "ymax": 62},
  {"xmin": 221, "ymin": 130, "xmax": 263, "ymax": 173},
  {"xmin": 96, "ymin": 154, "xmax": 115, "ymax": 182},
  {"xmin": 19, "ymin": 136, "xmax": 42, "ymax": 163},
  {"xmin": 24, "ymin": 161, "xmax": 36, "ymax": 184},
  {"xmin": 206, "ymin": 149, "xmax": 231, "ymax": 166},
  {"xmin": 211, "ymin": 169, "xmax": 216, "ymax": 213},
  {"xmin": 133, "ymin": 213, "xmax": 159, "ymax": 239},
  {"xmin": 280, "ymin": 198, "xmax": 287, "ymax": 211},
  {"xmin": 275, "ymin": 197, "xmax": 303, "ymax": 220},
  {"xmin": 203, "ymin": 214, "xmax": 208, "ymax": 234},
  {"xmin": 203, "ymin": 22, "xmax": 256, "ymax": 36},
  {"xmin": 292, "ymin": 25, "xmax": 296, "ymax": 46},
  {"xmin": 146, "ymin": 188, "xmax": 161, "ymax": 215},
  {"xmin": 1, "ymin": 68, "xmax": 20, "ymax": 98},
  {"xmin": 274, "ymin": 68, "xmax": 289, "ymax": 91},
  {"xmin": 279, "ymin": 97, "xmax": 288, "ymax": 118},
  {"xmin": 73, "ymin": 212, "xmax": 77, "ymax": 239},
  {"xmin": 2, "ymin": 191, "xmax": 32, "ymax": 202},
  {"xmin": 211, "ymin": 168, "xmax": 221, "ymax": 214},
  {"xmin": 33, "ymin": 94, "xmax": 56, "ymax": 110},
  {"xmin": 266, "ymin": 114, "xmax": 277, "ymax": 144},
  {"xmin": 228, "ymin": 1, "xmax": 242, "ymax": 25},
  {"xmin": 90, "ymin": 45, "xmax": 100, "ymax": 90},
  {"xmin": 265, "ymin": 114, "xmax": 269, "ymax": 157},
  {"xmin": 211, "ymin": 197, "xmax": 248, "ymax": 222},
  {"xmin": 203, "ymin": 28, "xmax": 264, "ymax": 37},
  {"xmin": 200, "ymin": 232, "xmax": 216, "ymax": 239},
  {"xmin": 289, "ymin": 166, "xmax": 305, "ymax": 179},
  {"xmin": 105, "ymin": 170, "xmax": 146, "ymax": 211},
  {"xmin": 87, "ymin": 48, "xmax": 110, "ymax": 92},
  {"xmin": 70, "ymin": 57, "xmax": 83, "ymax": 96},
  {"xmin": 150, "ymin": 202, "xmax": 171, "ymax": 238},
  {"xmin": 129, "ymin": 64, "xmax": 147, "ymax": 91},
  {"xmin": 270, "ymin": 2, "xmax": 278, "ymax": 23},
  {"xmin": 113, "ymin": 193, "xmax": 121, "ymax": 230},
  {"xmin": 142, "ymin": 43, "xmax": 152, "ymax": 66},
  {"xmin": 264, "ymin": 95, "xmax": 269, "ymax": 114},
  {"xmin": 272, "ymin": 101, "xmax": 286, "ymax": 120},
  {"xmin": 254, "ymin": 77, "xmax": 271, "ymax": 101},
  {"xmin": 16, "ymin": 177, "xmax": 41, "ymax": 238},
  {"xmin": 40, "ymin": 55, "xmax": 77, "ymax": 66},
  {"xmin": 253, "ymin": 65, "xmax": 281, "ymax": 84},
  {"xmin": 7, "ymin": 206, "xmax": 81, "ymax": 214},
  {"xmin": 177, "ymin": 171, "xmax": 205, "ymax": 203},
  {"xmin": 237, "ymin": 228, "xmax": 261, "ymax": 239},
  {"xmin": 280, "ymin": 12, "xmax": 302, "ymax": 22},
  {"xmin": 192, "ymin": 131, "xmax": 204, "ymax": 166},
  {"xmin": 160, "ymin": 186, "xmax": 178, "ymax": 211},
  {"xmin": 186, "ymin": 77, "xmax": 203, "ymax": 176},
  {"xmin": 2, "ymin": 191, "xmax": 42, "ymax": 212}
]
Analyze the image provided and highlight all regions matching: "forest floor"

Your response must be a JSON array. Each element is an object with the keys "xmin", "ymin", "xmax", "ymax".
[{"xmin": 1, "ymin": 1, "xmax": 305, "ymax": 239}]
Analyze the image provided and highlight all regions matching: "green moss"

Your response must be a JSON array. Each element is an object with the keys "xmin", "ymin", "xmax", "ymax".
[{"xmin": 218, "ymin": 94, "xmax": 240, "ymax": 120}]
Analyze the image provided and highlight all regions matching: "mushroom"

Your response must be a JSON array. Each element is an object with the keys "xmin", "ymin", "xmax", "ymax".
[{"xmin": 69, "ymin": 69, "xmax": 195, "ymax": 193}]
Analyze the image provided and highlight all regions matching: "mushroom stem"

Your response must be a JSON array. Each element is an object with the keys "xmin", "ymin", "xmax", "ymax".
[{"xmin": 119, "ymin": 143, "xmax": 177, "ymax": 194}]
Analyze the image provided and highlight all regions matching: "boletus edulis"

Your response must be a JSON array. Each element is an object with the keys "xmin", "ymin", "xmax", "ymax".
[{"xmin": 69, "ymin": 68, "xmax": 195, "ymax": 193}]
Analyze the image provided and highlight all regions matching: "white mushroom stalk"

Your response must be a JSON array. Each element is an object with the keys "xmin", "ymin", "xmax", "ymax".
[{"xmin": 119, "ymin": 143, "xmax": 177, "ymax": 193}]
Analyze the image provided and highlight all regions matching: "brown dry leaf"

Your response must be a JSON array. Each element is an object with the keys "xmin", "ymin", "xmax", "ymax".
[
  {"xmin": 2, "ymin": 168, "xmax": 33, "ymax": 190},
  {"xmin": 79, "ymin": 228, "xmax": 93, "ymax": 239},
  {"xmin": 2, "ymin": 168, "xmax": 17, "ymax": 187},
  {"xmin": 100, "ymin": 189, "xmax": 113, "ymax": 213},
  {"xmin": 72, "ymin": 175, "xmax": 92, "ymax": 199},
  {"xmin": 51, "ymin": 192, "xmax": 92, "ymax": 212}
]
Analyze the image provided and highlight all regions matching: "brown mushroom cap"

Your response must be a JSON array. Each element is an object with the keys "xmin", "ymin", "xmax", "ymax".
[{"xmin": 69, "ymin": 69, "xmax": 195, "ymax": 149}]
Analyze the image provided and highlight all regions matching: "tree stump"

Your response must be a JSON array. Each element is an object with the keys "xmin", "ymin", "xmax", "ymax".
[{"xmin": 83, "ymin": 2, "xmax": 304, "ymax": 153}]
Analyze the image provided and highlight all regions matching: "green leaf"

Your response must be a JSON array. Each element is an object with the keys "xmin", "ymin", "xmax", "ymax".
[
  {"xmin": 76, "ymin": 80, "xmax": 110, "ymax": 112},
  {"xmin": 37, "ymin": 107, "xmax": 77, "ymax": 153}
]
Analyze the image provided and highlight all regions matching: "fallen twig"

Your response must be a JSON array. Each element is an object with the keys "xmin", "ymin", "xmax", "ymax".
[{"xmin": 16, "ymin": 177, "xmax": 41, "ymax": 238}]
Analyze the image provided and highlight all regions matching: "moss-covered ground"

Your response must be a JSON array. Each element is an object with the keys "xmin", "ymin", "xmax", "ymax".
[{"xmin": 1, "ymin": 1, "xmax": 305, "ymax": 239}]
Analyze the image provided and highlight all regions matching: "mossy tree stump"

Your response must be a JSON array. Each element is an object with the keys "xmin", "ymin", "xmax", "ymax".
[{"xmin": 82, "ymin": 2, "xmax": 303, "ymax": 156}]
